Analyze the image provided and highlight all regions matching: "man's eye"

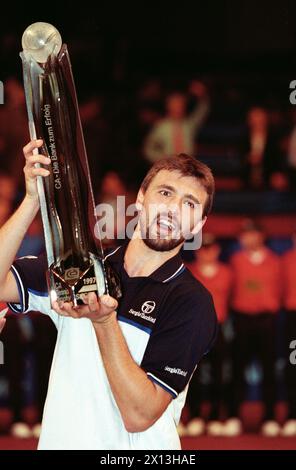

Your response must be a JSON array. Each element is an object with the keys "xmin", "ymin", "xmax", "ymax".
[
  {"xmin": 160, "ymin": 190, "xmax": 170, "ymax": 196},
  {"xmin": 184, "ymin": 201, "xmax": 195, "ymax": 208}
]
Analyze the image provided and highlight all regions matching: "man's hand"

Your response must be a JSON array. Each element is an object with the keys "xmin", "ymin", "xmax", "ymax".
[
  {"xmin": 52, "ymin": 292, "xmax": 118, "ymax": 324},
  {"xmin": 0, "ymin": 308, "xmax": 8, "ymax": 333},
  {"xmin": 0, "ymin": 319, "xmax": 6, "ymax": 333},
  {"xmin": 23, "ymin": 139, "xmax": 51, "ymax": 202}
]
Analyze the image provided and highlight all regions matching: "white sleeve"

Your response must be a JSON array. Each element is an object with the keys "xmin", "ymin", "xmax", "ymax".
[{"xmin": 7, "ymin": 257, "xmax": 59, "ymax": 328}]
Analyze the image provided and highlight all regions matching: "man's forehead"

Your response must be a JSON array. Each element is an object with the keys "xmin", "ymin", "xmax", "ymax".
[{"xmin": 151, "ymin": 170, "xmax": 206, "ymax": 194}]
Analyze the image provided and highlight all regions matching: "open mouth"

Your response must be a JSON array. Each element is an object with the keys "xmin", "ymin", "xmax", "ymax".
[{"xmin": 156, "ymin": 216, "xmax": 177, "ymax": 235}]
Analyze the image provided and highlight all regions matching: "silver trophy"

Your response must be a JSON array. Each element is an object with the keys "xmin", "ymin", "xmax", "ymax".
[{"xmin": 20, "ymin": 22, "xmax": 121, "ymax": 306}]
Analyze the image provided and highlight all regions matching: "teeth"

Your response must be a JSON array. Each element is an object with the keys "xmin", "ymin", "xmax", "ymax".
[{"xmin": 158, "ymin": 219, "xmax": 173, "ymax": 230}]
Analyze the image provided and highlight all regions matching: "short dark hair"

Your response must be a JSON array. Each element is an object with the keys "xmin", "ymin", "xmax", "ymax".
[{"xmin": 141, "ymin": 154, "xmax": 215, "ymax": 218}]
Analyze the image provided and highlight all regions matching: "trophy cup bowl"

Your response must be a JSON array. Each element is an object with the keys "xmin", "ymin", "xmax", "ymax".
[
  {"xmin": 22, "ymin": 22, "xmax": 62, "ymax": 63},
  {"xmin": 20, "ymin": 22, "xmax": 122, "ymax": 306}
]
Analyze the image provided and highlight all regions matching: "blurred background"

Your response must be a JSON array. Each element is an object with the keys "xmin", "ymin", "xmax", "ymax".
[{"xmin": 1, "ymin": 0, "xmax": 296, "ymax": 449}]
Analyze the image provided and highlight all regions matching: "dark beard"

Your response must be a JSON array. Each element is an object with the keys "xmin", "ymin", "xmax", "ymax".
[
  {"xmin": 139, "ymin": 212, "xmax": 186, "ymax": 252},
  {"xmin": 142, "ymin": 231, "xmax": 184, "ymax": 252},
  {"xmin": 141, "ymin": 221, "xmax": 185, "ymax": 251}
]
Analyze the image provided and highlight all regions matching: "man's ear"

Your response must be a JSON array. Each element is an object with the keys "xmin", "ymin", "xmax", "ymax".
[
  {"xmin": 135, "ymin": 188, "xmax": 145, "ymax": 212},
  {"xmin": 191, "ymin": 216, "xmax": 207, "ymax": 236}
]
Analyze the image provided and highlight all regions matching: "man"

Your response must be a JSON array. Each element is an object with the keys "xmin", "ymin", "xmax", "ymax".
[
  {"xmin": 229, "ymin": 220, "xmax": 281, "ymax": 436},
  {"xmin": 0, "ymin": 140, "xmax": 217, "ymax": 449},
  {"xmin": 281, "ymin": 229, "xmax": 296, "ymax": 436},
  {"xmin": 186, "ymin": 234, "xmax": 233, "ymax": 437},
  {"xmin": 143, "ymin": 81, "xmax": 210, "ymax": 163}
]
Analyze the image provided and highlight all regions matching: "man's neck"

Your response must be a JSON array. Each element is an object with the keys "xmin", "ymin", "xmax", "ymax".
[{"xmin": 124, "ymin": 230, "xmax": 181, "ymax": 278}]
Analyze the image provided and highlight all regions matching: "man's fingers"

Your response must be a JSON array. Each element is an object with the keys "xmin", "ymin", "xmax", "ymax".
[
  {"xmin": 23, "ymin": 139, "xmax": 43, "ymax": 157},
  {"xmin": 52, "ymin": 293, "xmax": 117, "ymax": 320},
  {"xmin": 0, "ymin": 307, "xmax": 8, "ymax": 319},
  {"xmin": 82, "ymin": 293, "xmax": 117, "ymax": 311},
  {"xmin": 24, "ymin": 165, "xmax": 50, "ymax": 179},
  {"xmin": 62, "ymin": 304, "xmax": 80, "ymax": 318},
  {"xmin": 61, "ymin": 302, "xmax": 89, "ymax": 318},
  {"xmin": 82, "ymin": 292, "xmax": 97, "ymax": 303},
  {"xmin": 52, "ymin": 299, "xmax": 94, "ymax": 318},
  {"xmin": 26, "ymin": 154, "xmax": 51, "ymax": 166},
  {"xmin": 0, "ymin": 318, "xmax": 6, "ymax": 333},
  {"xmin": 52, "ymin": 301, "xmax": 70, "ymax": 317},
  {"xmin": 23, "ymin": 140, "xmax": 51, "ymax": 181},
  {"xmin": 30, "ymin": 167, "xmax": 50, "ymax": 177},
  {"xmin": 81, "ymin": 293, "xmax": 99, "ymax": 313},
  {"xmin": 100, "ymin": 295, "xmax": 118, "ymax": 310},
  {"xmin": 88, "ymin": 297, "xmax": 100, "ymax": 313}
]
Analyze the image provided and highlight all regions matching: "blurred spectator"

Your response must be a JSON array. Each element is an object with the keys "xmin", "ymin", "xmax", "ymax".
[
  {"xmin": 0, "ymin": 172, "xmax": 16, "ymax": 226},
  {"xmin": 186, "ymin": 234, "xmax": 233, "ymax": 436},
  {"xmin": 229, "ymin": 220, "xmax": 281, "ymax": 436},
  {"xmin": 99, "ymin": 171, "xmax": 127, "ymax": 200},
  {"xmin": 287, "ymin": 124, "xmax": 296, "ymax": 190},
  {"xmin": 136, "ymin": 79, "xmax": 163, "ymax": 144},
  {"xmin": 0, "ymin": 77, "xmax": 28, "ymax": 185},
  {"xmin": 143, "ymin": 80, "xmax": 210, "ymax": 163},
  {"xmin": 281, "ymin": 230, "xmax": 296, "ymax": 436},
  {"xmin": 0, "ymin": 309, "xmax": 27, "ymax": 432},
  {"xmin": 0, "ymin": 310, "xmax": 56, "ymax": 438},
  {"xmin": 96, "ymin": 171, "xmax": 136, "ymax": 250},
  {"xmin": 241, "ymin": 107, "xmax": 288, "ymax": 190},
  {"xmin": 80, "ymin": 95, "xmax": 112, "ymax": 187}
]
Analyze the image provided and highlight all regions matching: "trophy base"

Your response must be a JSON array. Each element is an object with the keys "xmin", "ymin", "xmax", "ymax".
[{"xmin": 47, "ymin": 253, "xmax": 107, "ymax": 307}]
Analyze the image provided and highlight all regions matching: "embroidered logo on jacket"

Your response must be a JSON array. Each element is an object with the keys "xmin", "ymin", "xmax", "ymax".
[
  {"xmin": 128, "ymin": 300, "xmax": 157, "ymax": 324},
  {"xmin": 165, "ymin": 366, "xmax": 188, "ymax": 377}
]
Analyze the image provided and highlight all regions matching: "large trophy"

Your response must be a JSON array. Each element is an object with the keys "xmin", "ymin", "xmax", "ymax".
[{"xmin": 20, "ymin": 22, "xmax": 121, "ymax": 306}]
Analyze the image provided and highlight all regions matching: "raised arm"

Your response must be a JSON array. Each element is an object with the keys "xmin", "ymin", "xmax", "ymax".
[
  {"xmin": 187, "ymin": 80, "xmax": 210, "ymax": 132},
  {"xmin": 0, "ymin": 139, "xmax": 51, "ymax": 304}
]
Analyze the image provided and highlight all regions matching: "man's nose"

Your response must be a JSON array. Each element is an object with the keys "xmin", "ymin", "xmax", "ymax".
[
  {"xmin": 169, "ymin": 197, "xmax": 183, "ymax": 212},
  {"xmin": 166, "ymin": 200, "xmax": 182, "ymax": 220}
]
